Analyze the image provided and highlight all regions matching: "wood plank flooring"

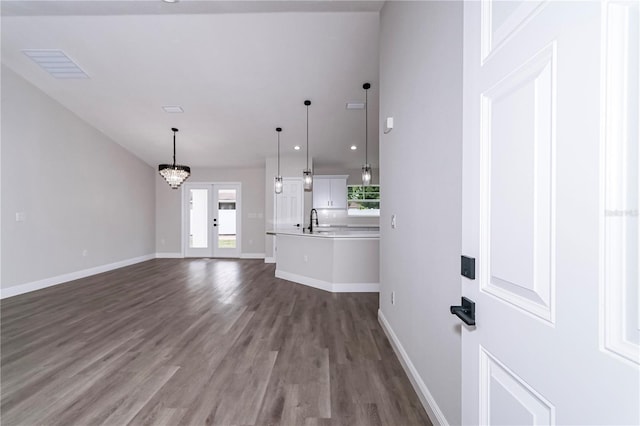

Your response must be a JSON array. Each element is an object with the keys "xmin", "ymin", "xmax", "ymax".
[{"xmin": 1, "ymin": 259, "xmax": 431, "ymax": 426}]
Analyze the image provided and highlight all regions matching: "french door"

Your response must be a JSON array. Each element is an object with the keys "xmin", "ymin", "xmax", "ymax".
[
  {"xmin": 184, "ymin": 183, "xmax": 241, "ymax": 258},
  {"xmin": 461, "ymin": 1, "xmax": 638, "ymax": 425}
]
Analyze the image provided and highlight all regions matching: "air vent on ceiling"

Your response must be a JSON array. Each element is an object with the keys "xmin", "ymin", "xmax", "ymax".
[
  {"xmin": 162, "ymin": 106, "xmax": 184, "ymax": 113},
  {"xmin": 346, "ymin": 102, "xmax": 365, "ymax": 110},
  {"xmin": 22, "ymin": 49, "xmax": 89, "ymax": 79}
]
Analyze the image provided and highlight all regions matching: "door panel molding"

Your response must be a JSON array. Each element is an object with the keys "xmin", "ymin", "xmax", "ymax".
[
  {"xmin": 479, "ymin": 346, "xmax": 555, "ymax": 425},
  {"xmin": 481, "ymin": 0, "xmax": 548, "ymax": 65},
  {"xmin": 600, "ymin": 0, "xmax": 640, "ymax": 366},
  {"xmin": 480, "ymin": 43, "xmax": 557, "ymax": 324}
]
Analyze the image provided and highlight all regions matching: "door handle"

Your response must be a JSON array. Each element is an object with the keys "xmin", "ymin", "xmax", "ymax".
[
  {"xmin": 295, "ymin": 224, "xmax": 300, "ymax": 227},
  {"xmin": 450, "ymin": 297, "xmax": 476, "ymax": 326}
]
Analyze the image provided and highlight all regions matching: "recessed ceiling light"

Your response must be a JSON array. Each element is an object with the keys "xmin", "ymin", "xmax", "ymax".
[
  {"xmin": 162, "ymin": 0, "xmax": 178, "ymax": 3},
  {"xmin": 350, "ymin": 145, "xmax": 357, "ymax": 150},
  {"xmin": 346, "ymin": 102, "xmax": 365, "ymax": 110},
  {"xmin": 294, "ymin": 145, "xmax": 301, "ymax": 150},
  {"xmin": 22, "ymin": 49, "xmax": 89, "ymax": 79},
  {"xmin": 162, "ymin": 105, "xmax": 184, "ymax": 113}
]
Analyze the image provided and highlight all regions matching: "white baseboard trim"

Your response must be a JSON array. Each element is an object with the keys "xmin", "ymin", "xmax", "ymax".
[
  {"xmin": 240, "ymin": 253, "xmax": 266, "ymax": 259},
  {"xmin": 378, "ymin": 309, "xmax": 449, "ymax": 426},
  {"xmin": 155, "ymin": 252, "xmax": 183, "ymax": 259},
  {"xmin": 275, "ymin": 270, "xmax": 379, "ymax": 293},
  {"xmin": 264, "ymin": 257, "xmax": 276, "ymax": 264},
  {"xmin": 0, "ymin": 254, "xmax": 156, "ymax": 300}
]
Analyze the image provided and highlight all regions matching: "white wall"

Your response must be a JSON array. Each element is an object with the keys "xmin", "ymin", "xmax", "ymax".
[
  {"xmin": 313, "ymin": 165, "xmax": 379, "ymax": 186},
  {"xmin": 156, "ymin": 166, "xmax": 265, "ymax": 256},
  {"xmin": 1, "ymin": 66, "xmax": 156, "ymax": 291},
  {"xmin": 378, "ymin": 2, "xmax": 463, "ymax": 425}
]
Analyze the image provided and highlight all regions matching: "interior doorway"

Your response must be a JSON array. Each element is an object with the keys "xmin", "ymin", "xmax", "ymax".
[{"xmin": 273, "ymin": 178, "xmax": 304, "ymax": 260}]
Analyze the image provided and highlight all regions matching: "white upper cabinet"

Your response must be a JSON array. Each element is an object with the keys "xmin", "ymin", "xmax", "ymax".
[{"xmin": 313, "ymin": 175, "xmax": 348, "ymax": 209}]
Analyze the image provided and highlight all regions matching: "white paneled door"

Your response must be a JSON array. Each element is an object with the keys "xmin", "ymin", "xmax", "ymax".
[
  {"xmin": 275, "ymin": 178, "xmax": 304, "ymax": 230},
  {"xmin": 273, "ymin": 178, "xmax": 304, "ymax": 258},
  {"xmin": 461, "ymin": 1, "xmax": 639, "ymax": 425},
  {"xmin": 184, "ymin": 183, "xmax": 241, "ymax": 258}
]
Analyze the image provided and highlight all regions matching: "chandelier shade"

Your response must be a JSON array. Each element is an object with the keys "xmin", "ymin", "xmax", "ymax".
[{"xmin": 159, "ymin": 128, "xmax": 190, "ymax": 189}]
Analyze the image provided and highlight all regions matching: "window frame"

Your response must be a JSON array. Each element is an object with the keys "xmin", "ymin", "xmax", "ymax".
[{"xmin": 347, "ymin": 184, "xmax": 380, "ymax": 217}]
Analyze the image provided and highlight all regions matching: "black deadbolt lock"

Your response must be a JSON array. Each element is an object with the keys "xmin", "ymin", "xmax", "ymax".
[{"xmin": 461, "ymin": 255, "xmax": 475, "ymax": 280}]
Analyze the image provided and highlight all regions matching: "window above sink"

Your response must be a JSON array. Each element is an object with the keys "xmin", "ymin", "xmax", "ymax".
[{"xmin": 347, "ymin": 185, "xmax": 380, "ymax": 217}]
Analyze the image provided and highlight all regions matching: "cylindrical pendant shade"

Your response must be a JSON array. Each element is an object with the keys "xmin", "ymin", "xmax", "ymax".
[
  {"xmin": 275, "ymin": 127, "xmax": 283, "ymax": 194},
  {"xmin": 302, "ymin": 100, "xmax": 313, "ymax": 192},
  {"xmin": 303, "ymin": 170, "xmax": 313, "ymax": 192},
  {"xmin": 362, "ymin": 83, "xmax": 372, "ymax": 186},
  {"xmin": 361, "ymin": 164, "xmax": 372, "ymax": 186},
  {"xmin": 274, "ymin": 176, "xmax": 283, "ymax": 194}
]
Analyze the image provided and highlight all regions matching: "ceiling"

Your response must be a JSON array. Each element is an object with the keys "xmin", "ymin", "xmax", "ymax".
[{"xmin": 1, "ymin": 1, "xmax": 382, "ymax": 169}]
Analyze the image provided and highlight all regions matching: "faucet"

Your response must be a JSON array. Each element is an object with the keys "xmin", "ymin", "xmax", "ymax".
[{"xmin": 308, "ymin": 209, "xmax": 318, "ymax": 233}]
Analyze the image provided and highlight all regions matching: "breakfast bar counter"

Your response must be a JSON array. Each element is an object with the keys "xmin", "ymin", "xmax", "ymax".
[{"xmin": 267, "ymin": 228, "xmax": 379, "ymax": 293}]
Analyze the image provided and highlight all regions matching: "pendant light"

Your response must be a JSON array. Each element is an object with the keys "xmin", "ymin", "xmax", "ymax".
[
  {"xmin": 362, "ymin": 83, "xmax": 372, "ymax": 186},
  {"xmin": 302, "ymin": 100, "xmax": 313, "ymax": 192},
  {"xmin": 159, "ymin": 127, "xmax": 191, "ymax": 189},
  {"xmin": 274, "ymin": 127, "xmax": 283, "ymax": 194}
]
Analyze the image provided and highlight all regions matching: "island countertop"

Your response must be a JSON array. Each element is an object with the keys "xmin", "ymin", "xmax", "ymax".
[
  {"xmin": 266, "ymin": 228, "xmax": 379, "ymax": 239},
  {"xmin": 270, "ymin": 229, "xmax": 380, "ymax": 292}
]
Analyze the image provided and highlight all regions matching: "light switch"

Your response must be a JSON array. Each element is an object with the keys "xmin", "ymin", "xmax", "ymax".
[
  {"xmin": 384, "ymin": 117, "xmax": 394, "ymax": 134},
  {"xmin": 391, "ymin": 214, "xmax": 397, "ymax": 229},
  {"xmin": 15, "ymin": 212, "xmax": 26, "ymax": 222}
]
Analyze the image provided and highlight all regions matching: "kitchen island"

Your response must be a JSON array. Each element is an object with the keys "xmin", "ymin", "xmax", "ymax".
[{"xmin": 267, "ymin": 228, "xmax": 379, "ymax": 293}]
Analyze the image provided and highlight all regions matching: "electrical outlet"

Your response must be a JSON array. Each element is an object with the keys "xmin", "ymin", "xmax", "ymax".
[
  {"xmin": 391, "ymin": 291, "xmax": 395, "ymax": 305},
  {"xmin": 249, "ymin": 239, "xmax": 253, "ymax": 246},
  {"xmin": 82, "ymin": 249, "xmax": 88, "ymax": 257},
  {"xmin": 304, "ymin": 255, "xmax": 308, "ymax": 262},
  {"xmin": 15, "ymin": 212, "xmax": 26, "ymax": 222}
]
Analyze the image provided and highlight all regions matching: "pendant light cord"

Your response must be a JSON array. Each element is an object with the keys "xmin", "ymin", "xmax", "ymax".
[
  {"xmin": 277, "ymin": 131, "xmax": 281, "ymax": 176},
  {"xmin": 365, "ymin": 86, "xmax": 368, "ymax": 165},
  {"xmin": 172, "ymin": 129, "xmax": 177, "ymax": 167},
  {"xmin": 306, "ymin": 103, "xmax": 309, "ymax": 169}
]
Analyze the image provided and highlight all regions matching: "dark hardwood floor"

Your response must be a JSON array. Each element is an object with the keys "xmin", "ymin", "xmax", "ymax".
[{"xmin": 1, "ymin": 259, "xmax": 431, "ymax": 426}]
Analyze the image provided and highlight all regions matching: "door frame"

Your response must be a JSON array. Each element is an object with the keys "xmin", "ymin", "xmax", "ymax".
[{"xmin": 181, "ymin": 182, "xmax": 242, "ymax": 258}]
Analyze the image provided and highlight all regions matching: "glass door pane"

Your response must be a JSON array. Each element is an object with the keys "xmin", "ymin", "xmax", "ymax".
[
  {"xmin": 189, "ymin": 189, "xmax": 208, "ymax": 249},
  {"xmin": 217, "ymin": 189, "xmax": 237, "ymax": 249}
]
